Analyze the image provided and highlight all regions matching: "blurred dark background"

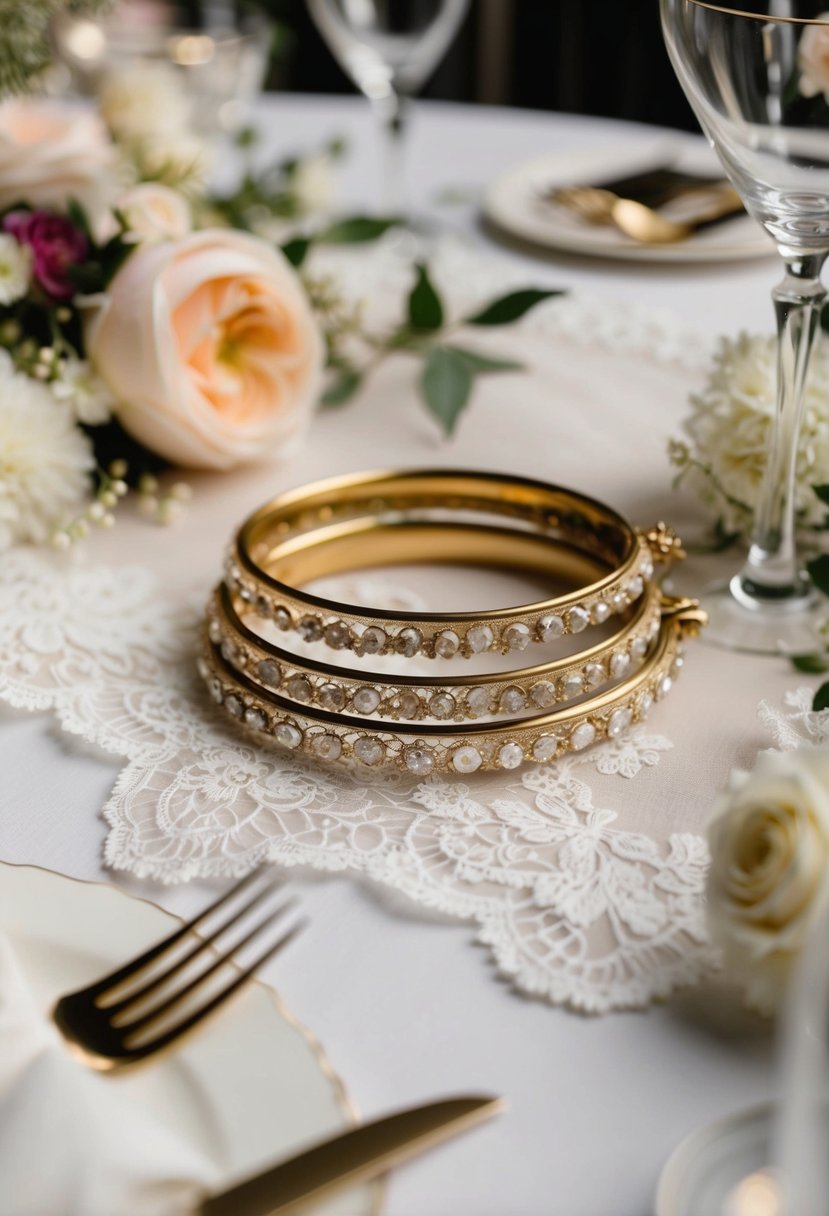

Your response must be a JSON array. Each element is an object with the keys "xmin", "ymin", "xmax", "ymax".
[{"xmin": 261, "ymin": 0, "xmax": 699, "ymax": 132}]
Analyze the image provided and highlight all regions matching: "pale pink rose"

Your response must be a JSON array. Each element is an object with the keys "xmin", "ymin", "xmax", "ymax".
[
  {"xmin": 117, "ymin": 183, "xmax": 192, "ymax": 243},
  {"xmin": 798, "ymin": 15, "xmax": 829, "ymax": 103},
  {"xmin": 0, "ymin": 100, "xmax": 116, "ymax": 231},
  {"xmin": 86, "ymin": 229, "xmax": 324, "ymax": 470}
]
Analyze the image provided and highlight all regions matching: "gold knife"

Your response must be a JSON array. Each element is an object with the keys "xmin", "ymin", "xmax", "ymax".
[{"xmin": 199, "ymin": 1095, "xmax": 504, "ymax": 1216}]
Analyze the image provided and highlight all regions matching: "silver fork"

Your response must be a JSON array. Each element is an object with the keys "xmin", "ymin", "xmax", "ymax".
[{"xmin": 53, "ymin": 870, "xmax": 304, "ymax": 1070}]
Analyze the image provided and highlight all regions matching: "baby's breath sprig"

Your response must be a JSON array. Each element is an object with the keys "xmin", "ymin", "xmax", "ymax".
[
  {"xmin": 51, "ymin": 458, "xmax": 129, "ymax": 550},
  {"xmin": 137, "ymin": 474, "xmax": 192, "ymax": 527}
]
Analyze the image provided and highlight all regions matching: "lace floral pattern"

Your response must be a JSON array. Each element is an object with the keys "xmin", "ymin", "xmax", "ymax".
[{"xmin": 0, "ymin": 547, "xmax": 719, "ymax": 1013}]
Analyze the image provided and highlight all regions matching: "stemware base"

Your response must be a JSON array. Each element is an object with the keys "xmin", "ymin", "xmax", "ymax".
[
  {"xmin": 698, "ymin": 580, "xmax": 823, "ymax": 655},
  {"xmin": 655, "ymin": 1103, "xmax": 779, "ymax": 1216}
]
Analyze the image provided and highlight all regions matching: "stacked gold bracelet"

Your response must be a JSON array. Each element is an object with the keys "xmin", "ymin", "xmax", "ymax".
[{"xmin": 200, "ymin": 469, "xmax": 705, "ymax": 775}]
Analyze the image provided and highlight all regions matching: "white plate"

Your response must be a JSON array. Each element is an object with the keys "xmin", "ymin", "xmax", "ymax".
[
  {"xmin": 0, "ymin": 863, "xmax": 377, "ymax": 1216},
  {"xmin": 482, "ymin": 139, "xmax": 777, "ymax": 263}
]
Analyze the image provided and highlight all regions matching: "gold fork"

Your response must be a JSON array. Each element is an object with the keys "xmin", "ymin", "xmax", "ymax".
[
  {"xmin": 53, "ymin": 871, "xmax": 304, "ymax": 1070},
  {"xmin": 552, "ymin": 183, "xmax": 743, "ymax": 243}
]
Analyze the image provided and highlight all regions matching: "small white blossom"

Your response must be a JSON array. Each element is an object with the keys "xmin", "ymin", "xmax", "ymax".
[
  {"xmin": 292, "ymin": 154, "xmax": 336, "ymax": 215},
  {"xmin": 99, "ymin": 61, "xmax": 193, "ymax": 143},
  {"xmin": 0, "ymin": 350, "xmax": 93, "ymax": 549},
  {"xmin": 0, "ymin": 233, "xmax": 31, "ymax": 305},
  {"xmin": 50, "ymin": 357, "xmax": 115, "ymax": 425},
  {"xmin": 672, "ymin": 332, "xmax": 829, "ymax": 534}
]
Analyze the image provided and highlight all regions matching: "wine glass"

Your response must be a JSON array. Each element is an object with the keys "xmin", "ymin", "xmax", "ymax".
[
  {"xmin": 661, "ymin": 0, "xmax": 829, "ymax": 653},
  {"xmin": 306, "ymin": 0, "xmax": 470, "ymax": 216}
]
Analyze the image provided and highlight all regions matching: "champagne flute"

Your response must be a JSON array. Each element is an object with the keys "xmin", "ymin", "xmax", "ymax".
[
  {"xmin": 306, "ymin": 0, "xmax": 470, "ymax": 216},
  {"xmin": 661, "ymin": 0, "xmax": 829, "ymax": 653}
]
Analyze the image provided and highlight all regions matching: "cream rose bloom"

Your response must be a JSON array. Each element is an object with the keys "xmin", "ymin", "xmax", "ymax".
[
  {"xmin": 799, "ymin": 15, "xmax": 829, "ymax": 103},
  {"xmin": 86, "ymin": 229, "xmax": 324, "ymax": 470},
  {"xmin": 707, "ymin": 748, "xmax": 829, "ymax": 1013},
  {"xmin": 0, "ymin": 100, "xmax": 116, "ymax": 230},
  {"xmin": 118, "ymin": 184, "xmax": 192, "ymax": 243}
]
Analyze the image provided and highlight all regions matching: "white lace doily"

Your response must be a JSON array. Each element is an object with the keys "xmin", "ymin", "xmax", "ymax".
[{"xmin": 0, "ymin": 238, "xmax": 805, "ymax": 1013}]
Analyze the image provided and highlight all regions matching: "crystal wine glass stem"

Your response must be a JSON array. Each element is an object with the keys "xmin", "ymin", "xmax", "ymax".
[
  {"xmin": 733, "ymin": 253, "xmax": 827, "ymax": 606},
  {"xmin": 371, "ymin": 87, "xmax": 409, "ymax": 216}
]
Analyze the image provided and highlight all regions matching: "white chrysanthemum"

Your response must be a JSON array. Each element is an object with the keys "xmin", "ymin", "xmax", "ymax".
[
  {"xmin": 50, "ymin": 356, "xmax": 115, "ymax": 425},
  {"xmin": 98, "ymin": 61, "xmax": 193, "ymax": 142},
  {"xmin": 292, "ymin": 154, "xmax": 336, "ymax": 215},
  {"xmin": 671, "ymin": 332, "xmax": 829, "ymax": 534},
  {"xmin": 0, "ymin": 352, "xmax": 93, "ymax": 549},
  {"xmin": 0, "ymin": 233, "xmax": 31, "ymax": 304}
]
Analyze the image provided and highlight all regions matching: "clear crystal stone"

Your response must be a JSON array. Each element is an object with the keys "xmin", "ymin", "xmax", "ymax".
[
  {"xmin": 238, "ymin": 583, "xmax": 253, "ymax": 603},
  {"xmin": 503, "ymin": 622, "xmax": 531, "ymax": 651},
  {"xmin": 197, "ymin": 656, "xmax": 209, "ymax": 680},
  {"xmin": 220, "ymin": 638, "xmax": 239, "ymax": 664},
  {"xmin": 610, "ymin": 651, "xmax": 630, "ymax": 678},
  {"xmin": 273, "ymin": 606, "xmax": 291, "ymax": 631},
  {"xmin": 319, "ymin": 682, "xmax": 346, "ymax": 711},
  {"xmin": 285, "ymin": 674, "xmax": 312, "ymax": 702},
  {"xmin": 639, "ymin": 691, "xmax": 654, "ymax": 716},
  {"xmin": 208, "ymin": 618, "xmax": 221, "ymax": 643},
  {"xmin": 227, "ymin": 563, "xmax": 240, "ymax": 587},
  {"xmin": 657, "ymin": 674, "xmax": 673, "ymax": 699},
  {"xmin": 452, "ymin": 746, "xmax": 482, "ymax": 773},
  {"xmin": 224, "ymin": 693, "xmax": 243, "ymax": 718},
  {"xmin": 590, "ymin": 600, "xmax": 610, "ymax": 624},
  {"xmin": 404, "ymin": 746, "xmax": 434, "ymax": 776},
  {"xmin": 275, "ymin": 722, "xmax": 302, "ymax": 749},
  {"xmin": 641, "ymin": 556, "xmax": 654, "ymax": 581},
  {"xmin": 570, "ymin": 722, "xmax": 596, "ymax": 750},
  {"xmin": 312, "ymin": 733, "xmax": 342, "ymax": 761},
  {"xmin": 298, "ymin": 615, "xmax": 323, "ymax": 642},
  {"xmin": 324, "ymin": 621, "xmax": 350, "ymax": 650},
  {"xmin": 560, "ymin": 673, "xmax": 583, "ymax": 700},
  {"xmin": 208, "ymin": 677, "xmax": 223, "ymax": 703},
  {"xmin": 538, "ymin": 614, "xmax": 564, "ymax": 642},
  {"xmin": 567, "ymin": 606, "xmax": 589, "ymax": 634},
  {"xmin": 466, "ymin": 687, "xmax": 491, "ymax": 717},
  {"xmin": 466, "ymin": 624, "xmax": 493, "ymax": 654},
  {"xmin": 429, "ymin": 692, "xmax": 455, "ymax": 719},
  {"xmin": 608, "ymin": 707, "xmax": 632, "ymax": 738},
  {"xmin": 359, "ymin": 625, "xmax": 386, "ymax": 655},
  {"xmin": 671, "ymin": 656, "xmax": 685, "ymax": 677},
  {"xmin": 584, "ymin": 661, "xmax": 605, "ymax": 689},
  {"xmin": 532, "ymin": 734, "xmax": 558, "ymax": 761},
  {"xmin": 353, "ymin": 686, "xmax": 381, "ymax": 714},
  {"xmin": 628, "ymin": 575, "xmax": 644, "ymax": 599},
  {"xmin": 396, "ymin": 691, "xmax": 421, "ymax": 719},
  {"xmin": 395, "ymin": 627, "xmax": 422, "ymax": 657},
  {"xmin": 531, "ymin": 680, "xmax": 556, "ymax": 709},
  {"xmin": 434, "ymin": 629, "xmax": 460, "ymax": 658},
  {"xmin": 257, "ymin": 658, "xmax": 281, "ymax": 687},
  {"xmin": 354, "ymin": 737, "xmax": 384, "ymax": 766},
  {"xmin": 611, "ymin": 591, "xmax": 626, "ymax": 612},
  {"xmin": 255, "ymin": 595, "xmax": 271, "ymax": 619},
  {"xmin": 244, "ymin": 706, "xmax": 267, "ymax": 731},
  {"xmin": 630, "ymin": 635, "xmax": 648, "ymax": 661},
  {"xmin": 500, "ymin": 686, "xmax": 526, "ymax": 714},
  {"xmin": 499, "ymin": 742, "xmax": 524, "ymax": 769}
]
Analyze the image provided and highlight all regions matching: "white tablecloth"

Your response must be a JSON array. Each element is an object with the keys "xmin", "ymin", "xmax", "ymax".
[{"xmin": 0, "ymin": 96, "xmax": 783, "ymax": 1216}]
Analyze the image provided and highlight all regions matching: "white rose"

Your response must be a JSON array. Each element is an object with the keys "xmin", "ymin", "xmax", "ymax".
[
  {"xmin": 86, "ymin": 229, "xmax": 324, "ymax": 470},
  {"xmin": 0, "ymin": 100, "xmax": 116, "ymax": 233},
  {"xmin": 799, "ymin": 15, "xmax": 829, "ymax": 103},
  {"xmin": 98, "ymin": 61, "xmax": 193, "ymax": 143},
  {"xmin": 117, "ymin": 183, "xmax": 192, "ymax": 243},
  {"xmin": 707, "ymin": 748, "xmax": 829, "ymax": 1013}
]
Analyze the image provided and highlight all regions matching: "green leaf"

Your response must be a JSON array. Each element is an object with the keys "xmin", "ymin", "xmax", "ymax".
[
  {"xmin": 814, "ymin": 681, "xmax": 829, "ymax": 712},
  {"xmin": 814, "ymin": 484, "xmax": 829, "ymax": 507},
  {"xmin": 807, "ymin": 553, "xmax": 829, "ymax": 596},
  {"xmin": 466, "ymin": 288, "xmax": 564, "ymax": 326},
  {"xmin": 408, "ymin": 263, "xmax": 444, "ymax": 332},
  {"xmin": 792, "ymin": 653, "xmax": 829, "ymax": 674},
  {"xmin": 318, "ymin": 216, "xmax": 399, "ymax": 244},
  {"xmin": 281, "ymin": 237, "xmax": 311, "ymax": 268},
  {"xmin": 67, "ymin": 262, "xmax": 105, "ymax": 294},
  {"xmin": 444, "ymin": 344, "xmax": 524, "ymax": 373},
  {"xmin": 66, "ymin": 197, "xmax": 92, "ymax": 241},
  {"xmin": 419, "ymin": 346, "xmax": 473, "ymax": 436},
  {"xmin": 320, "ymin": 368, "xmax": 363, "ymax": 407}
]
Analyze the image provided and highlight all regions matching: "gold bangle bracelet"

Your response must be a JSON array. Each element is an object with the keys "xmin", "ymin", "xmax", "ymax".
[
  {"xmin": 227, "ymin": 469, "xmax": 660, "ymax": 661},
  {"xmin": 208, "ymin": 579, "xmax": 664, "ymax": 723},
  {"xmin": 198, "ymin": 597, "xmax": 704, "ymax": 775}
]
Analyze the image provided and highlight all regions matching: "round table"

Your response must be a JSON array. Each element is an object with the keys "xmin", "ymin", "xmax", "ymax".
[{"xmin": 0, "ymin": 95, "xmax": 780, "ymax": 1216}]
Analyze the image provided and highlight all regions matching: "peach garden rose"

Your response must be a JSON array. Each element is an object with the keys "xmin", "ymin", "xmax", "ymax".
[{"xmin": 86, "ymin": 229, "xmax": 324, "ymax": 470}]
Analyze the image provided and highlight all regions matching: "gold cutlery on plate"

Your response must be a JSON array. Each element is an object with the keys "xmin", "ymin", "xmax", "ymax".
[
  {"xmin": 199, "ymin": 1095, "xmax": 505, "ymax": 1216},
  {"xmin": 550, "ymin": 183, "xmax": 744, "ymax": 244},
  {"xmin": 53, "ymin": 870, "xmax": 304, "ymax": 1069}
]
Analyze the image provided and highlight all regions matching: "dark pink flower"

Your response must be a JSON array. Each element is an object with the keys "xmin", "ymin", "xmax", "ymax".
[{"xmin": 3, "ymin": 209, "xmax": 88, "ymax": 300}]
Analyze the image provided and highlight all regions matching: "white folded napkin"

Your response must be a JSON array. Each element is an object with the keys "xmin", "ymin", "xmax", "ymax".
[{"xmin": 0, "ymin": 937, "xmax": 221, "ymax": 1216}]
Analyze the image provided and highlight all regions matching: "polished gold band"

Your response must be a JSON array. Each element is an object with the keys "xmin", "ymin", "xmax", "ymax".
[{"xmin": 227, "ymin": 469, "xmax": 658, "ymax": 661}]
